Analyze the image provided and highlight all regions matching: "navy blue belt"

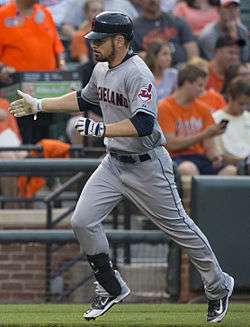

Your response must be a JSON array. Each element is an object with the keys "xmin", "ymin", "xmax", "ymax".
[{"xmin": 110, "ymin": 152, "xmax": 151, "ymax": 163}]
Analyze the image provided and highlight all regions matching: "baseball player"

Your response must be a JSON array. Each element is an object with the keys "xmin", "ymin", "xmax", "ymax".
[{"xmin": 9, "ymin": 12, "xmax": 234, "ymax": 323}]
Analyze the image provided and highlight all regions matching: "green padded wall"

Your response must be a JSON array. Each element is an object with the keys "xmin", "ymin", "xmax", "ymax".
[{"xmin": 190, "ymin": 176, "xmax": 250, "ymax": 291}]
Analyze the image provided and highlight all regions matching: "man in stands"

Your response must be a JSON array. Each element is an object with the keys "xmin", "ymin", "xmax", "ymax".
[
  {"xmin": 199, "ymin": 0, "xmax": 249, "ymax": 62},
  {"xmin": 0, "ymin": 0, "xmax": 65, "ymax": 144},
  {"xmin": 131, "ymin": 0, "xmax": 199, "ymax": 65},
  {"xmin": 158, "ymin": 63, "xmax": 236, "ymax": 177},
  {"xmin": 206, "ymin": 35, "xmax": 244, "ymax": 92}
]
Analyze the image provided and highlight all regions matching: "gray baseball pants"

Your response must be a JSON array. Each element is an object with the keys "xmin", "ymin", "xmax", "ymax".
[{"xmin": 71, "ymin": 146, "xmax": 232, "ymax": 300}]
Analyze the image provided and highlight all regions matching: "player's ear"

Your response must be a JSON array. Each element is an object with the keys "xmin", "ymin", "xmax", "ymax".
[{"xmin": 115, "ymin": 34, "xmax": 125, "ymax": 47}]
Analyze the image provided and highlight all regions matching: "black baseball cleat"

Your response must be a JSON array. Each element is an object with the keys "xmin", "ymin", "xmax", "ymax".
[
  {"xmin": 207, "ymin": 276, "xmax": 234, "ymax": 323},
  {"xmin": 84, "ymin": 270, "xmax": 130, "ymax": 321}
]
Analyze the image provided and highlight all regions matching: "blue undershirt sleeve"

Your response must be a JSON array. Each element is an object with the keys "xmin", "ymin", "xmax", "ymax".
[
  {"xmin": 130, "ymin": 112, "xmax": 154, "ymax": 137},
  {"xmin": 76, "ymin": 90, "xmax": 102, "ymax": 116}
]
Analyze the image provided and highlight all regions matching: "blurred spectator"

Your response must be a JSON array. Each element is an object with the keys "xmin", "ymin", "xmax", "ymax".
[
  {"xmin": 198, "ymin": 0, "xmax": 250, "ymax": 62},
  {"xmin": 0, "ymin": 0, "xmax": 65, "ymax": 71},
  {"xmin": 0, "ymin": 97, "xmax": 21, "ymax": 140},
  {"xmin": 144, "ymin": 41, "xmax": 178, "ymax": 100},
  {"xmin": 70, "ymin": 0, "xmax": 104, "ymax": 64},
  {"xmin": 160, "ymin": 0, "xmax": 177, "ymax": 12},
  {"xmin": 173, "ymin": 0, "xmax": 219, "ymax": 36},
  {"xmin": 0, "ymin": 64, "xmax": 15, "ymax": 86},
  {"xmin": 0, "ymin": 0, "xmax": 65, "ymax": 144},
  {"xmin": 41, "ymin": 0, "xmax": 85, "ymax": 31},
  {"xmin": 0, "ymin": 0, "xmax": 8, "ymax": 6},
  {"xmin": 188, "ymin": 56, "xmax": 226, "ymax": 112},
  {"xmin": 158, "ymin": 64, "xmax": 236, "ymax": 176},
  {"xmin": 213, "ymin": 77, "xmax": 250, "ymax": 167},
  {"xmin": 131, "ymin": 0, "xmax": 199, "ymax": 66},
  {"xmin": 0, "ymin": 107, "xmax": 26, "ymax": 208},
  {"xmin": 206, "ymin": 35, "xmax": 243, "ymax": 92},
  {"xmin": 105, "ymin": 0, "xmax": 139, "ymax": 20},
  {"xmin": 221, "ymin": 62, "xmax": 250, "ymax": 97}
]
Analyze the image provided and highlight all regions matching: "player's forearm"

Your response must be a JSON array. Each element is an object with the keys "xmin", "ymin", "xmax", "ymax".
[
  {"xmin": 105, "ymin": 119, "xmax": 138, "ymax": 137},
  {"xmin": 41, "ymin": 91, "xmax": 80, "ymax": 113}
]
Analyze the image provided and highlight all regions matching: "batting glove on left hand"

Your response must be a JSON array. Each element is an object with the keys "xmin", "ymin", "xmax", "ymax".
[{"xmin": 74, "ymin": 117, "xmax": 106, "ymax": 137}]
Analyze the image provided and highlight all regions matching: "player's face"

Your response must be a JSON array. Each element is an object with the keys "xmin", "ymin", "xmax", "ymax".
[
  {"xmin": 157, "ymin": 45, "xmax": 172, "ymax": 70},
  {"xmin": 230, "ymin": 95, "xmax": 250, "ymax": 115},
  {"xmin": 90, "ymin": 37, "xmax": 116, "ymax": 62}
]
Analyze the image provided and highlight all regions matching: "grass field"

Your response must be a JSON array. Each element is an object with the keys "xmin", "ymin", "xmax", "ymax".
[{"xmin": 0, "ymin": 303, "xmax": 249, "ymax": 327}]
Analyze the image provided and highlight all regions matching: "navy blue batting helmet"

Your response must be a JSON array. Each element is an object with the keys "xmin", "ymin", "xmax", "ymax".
[{"xmin": 85, "ymin": 11, "xmax": 133, "ymax": 41}]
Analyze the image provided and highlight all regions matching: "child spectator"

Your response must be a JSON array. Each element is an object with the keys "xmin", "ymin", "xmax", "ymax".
[
  {"xmin": 213, "ymin": 77, "xmax": 250, "ymax": 166},
  {"xmin": 158, "ymin": 63, "xmax": 236, "ymax": 176},
  {"xmin": 144, "ymin": 41, "xmax": 178, "ymax": 100},
  {"xmin": 188, "ymin": 57, "xmax": 226, "ymax": 112}
]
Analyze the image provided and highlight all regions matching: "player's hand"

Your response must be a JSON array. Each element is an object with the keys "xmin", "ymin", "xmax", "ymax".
[
  {"xmin": 9, "ymin": 90, "xmax": 42, "ymax": 117},
  {"xmin": 74, "ymin": 117, "xmax": 105, "ymax": 137}
]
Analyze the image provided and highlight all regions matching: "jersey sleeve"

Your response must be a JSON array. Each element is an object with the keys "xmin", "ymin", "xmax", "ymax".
[
  {"xmin": 125, "ymin": 72, "xmax": 157, "ymax": 118},
  {"xmin": 80, "ymin": 66, "xmax": 99, "ymax": 105}
]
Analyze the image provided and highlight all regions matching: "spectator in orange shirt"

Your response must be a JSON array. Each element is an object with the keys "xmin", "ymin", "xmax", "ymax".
[
  {"xmin": 0, "ymin": 97, "xmax": 21, "ymax": 140},
  {"xmin": 206, "ymin": 34, "xmax": 244, "ymax": 92},
  {"xmin": 188, "ymin": 57, "xmax": 226, "ymax": 113},
  {"xmin": 0, "ymin": 0, "xmax": 65, "ymax": 71},
  {"xmin": 70, "ymin": 0, "xmax": 104, "ymax": 64},
  {"xmin": 0, "ymin": 0, "xmax": 65, "ymax": 144},
  {"xmin": 158, "ymin": 63, "xmax": 236, "ymax": 176},
  {"xmin": 173, "ymin": 0, "xmax": 219, "ymax": 36}
]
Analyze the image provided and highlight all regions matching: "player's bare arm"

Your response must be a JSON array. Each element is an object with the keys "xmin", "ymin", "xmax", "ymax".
[
  {"xmin": 9, "ymin": 90, "xmax": 79, "ymax": 118},
  {"xmin": 105, "ymin": 119, "xmax": 138, "ymax": 137}
]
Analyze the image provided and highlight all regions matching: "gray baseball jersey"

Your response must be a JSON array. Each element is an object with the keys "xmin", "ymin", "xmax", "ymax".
[
  {"xmin": 80, "ymin": 54, "xmax": 166, "ymax": 154},
  {"xmin": 72, "ymin": 53, "xmax": 232, "ymax": 301}
]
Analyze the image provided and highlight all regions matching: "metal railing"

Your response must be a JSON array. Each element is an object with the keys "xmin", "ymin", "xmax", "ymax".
[{"xmin": 0, "ymin": 158, "xmax": 181, "ymax": 301}]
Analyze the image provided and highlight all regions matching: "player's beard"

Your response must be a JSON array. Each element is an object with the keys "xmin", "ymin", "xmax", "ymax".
[{"xmin": 94, "ymin": 39, "xmax": 116, "ymax": 63}]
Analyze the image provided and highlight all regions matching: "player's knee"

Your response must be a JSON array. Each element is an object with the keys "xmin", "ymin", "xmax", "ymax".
[
  {"xmin": 71, "ymin": 214, "xmax": 88, "ymax": 230},
  {"xmin": 178, "ymin": 161, "xmax": 199, "ymax": 176}
]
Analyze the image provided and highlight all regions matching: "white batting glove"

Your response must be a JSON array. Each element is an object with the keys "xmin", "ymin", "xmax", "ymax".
[
  {"xmin": 9, "ymin": 90, "xmax": 43, "ymax": 118},
  {"xmin": 74, "ymin": 117, "xmax": 106, "ymax": 137}
]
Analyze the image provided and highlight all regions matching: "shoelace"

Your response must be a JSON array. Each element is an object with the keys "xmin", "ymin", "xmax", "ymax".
[
  {"xmin": 94, "ymin": 281, "xmax": 111, "ymax": 297},
  {"xmin": 90, "ymin": 282, "xmax": 112, "ymax": 308},
  {"xmin": 208, "ymin": 299, "xmax": 220, "ymax": 313}
]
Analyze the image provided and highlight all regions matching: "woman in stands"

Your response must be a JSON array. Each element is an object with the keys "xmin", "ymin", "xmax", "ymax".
[{"xmin": 144, "ymin": 41, "xmax": 178, "ymax": 101}]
